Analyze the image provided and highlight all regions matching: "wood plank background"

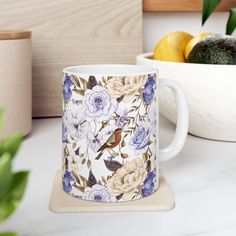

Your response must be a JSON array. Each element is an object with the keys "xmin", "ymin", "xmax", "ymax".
[
  {"xmin": 0, "ymin": 0, "xmax": 143, "ymax": 117},
  {"xmin": 143, "ymin": 0, "xmax": 236, "ymax": 12}
]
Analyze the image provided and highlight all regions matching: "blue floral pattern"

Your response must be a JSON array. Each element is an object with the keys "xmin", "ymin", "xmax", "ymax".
[
  {"xmin": 142, "ymin": 171, "xmax": 156, "ymax": 197},
  {"xmin": 62, "ymin": 73, "xmax": 158, "ymax": 202},
  {"xmin": 63, "ymin": 171, "xmax": 74, "ymax": 192},
  {"xmin": 130, "ymin": 126, "xmax": 150, "ymax": 153},
  {"xmin": 62, "ymin": 120, "xmax": 67, "ymax": 143},
  {"xmin": 143, "ymin": 75, "xmax": 156, "ymax": 104},
  {"xmin": 63, "ymin": 75, "xmax": 74, "ymax": 103}
]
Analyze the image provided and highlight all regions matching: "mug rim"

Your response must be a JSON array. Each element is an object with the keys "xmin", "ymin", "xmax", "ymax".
[{"xmin": 63, "ymin": 64, "xmax": 158, "ymax": 76}]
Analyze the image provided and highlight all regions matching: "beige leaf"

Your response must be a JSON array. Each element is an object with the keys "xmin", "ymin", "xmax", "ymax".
[
  {"xmin": 102, "ymin": 176, "xmax": 107, "ymax": 183},
  {"xmin": 87, "ymin": 159, "xmax": 92, "ymax": 169},
  {"xmin": 72, "ymin": 171, "xmax": 81, "ymax": 184},
  {"xmin": 72, "ymin": 74, "xmax": 81, "ymax": 87},
  {"xmin": 121, "ymin": 139, "xmax": 126, "ymax": 147},
  {"xmin": 73, "ymin": 89, "xmax": 84, "ymax": 96},
  {"xmin": 74, "ymin": 183, "xmax": 84, "ymax": 192}
]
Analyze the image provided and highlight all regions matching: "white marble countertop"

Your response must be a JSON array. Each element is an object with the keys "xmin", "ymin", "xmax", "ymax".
[{"xmin": 1, "ymin": 116, "xmax": 236, "ymax": 236}]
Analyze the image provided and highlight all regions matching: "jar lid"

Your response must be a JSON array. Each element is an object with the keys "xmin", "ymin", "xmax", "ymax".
[{"xmin": 0, "ymin": 31, "xmax": 31, "ymax": 40}]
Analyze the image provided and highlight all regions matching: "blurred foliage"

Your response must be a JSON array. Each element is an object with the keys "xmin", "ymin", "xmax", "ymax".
[
  {"xmin": 0, "ymin": 110, "xmax": 29, "ymax": 235},
  {"xmin": 226, "ymin": 7, "xmax": 236, "ymax": 35},
  {"xmin": 0, "ymin": 232, "xmax": 18, "ymax": 236},
  {"xmin": 202, "ymin": 0, "xmax": 236, "ymax": 35}
]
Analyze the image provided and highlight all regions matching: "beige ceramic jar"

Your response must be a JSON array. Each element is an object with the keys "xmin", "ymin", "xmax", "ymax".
[{"xmin": 0, "ymin": 31, "xmax": 32, "ymax": 138}]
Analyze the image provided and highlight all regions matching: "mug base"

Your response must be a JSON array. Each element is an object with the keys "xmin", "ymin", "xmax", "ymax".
[{"xmin": 49, "ymin": 169, "xmax": 175, "ymax": 212}]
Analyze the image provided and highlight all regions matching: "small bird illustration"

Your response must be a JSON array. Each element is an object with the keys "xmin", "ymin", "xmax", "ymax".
[{"xmin": 97, "ymin": 128, "xmax": 122, "ymax": 152}]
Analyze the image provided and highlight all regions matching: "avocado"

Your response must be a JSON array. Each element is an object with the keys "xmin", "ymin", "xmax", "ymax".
[{"xmin": 187, "ymin": 34, "xmax": 236, "ymax": 65}]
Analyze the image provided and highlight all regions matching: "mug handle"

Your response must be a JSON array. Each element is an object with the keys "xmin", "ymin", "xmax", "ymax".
[{"xmin": 159, "ymin": 78, "xmax": 189, "ymax": 162}]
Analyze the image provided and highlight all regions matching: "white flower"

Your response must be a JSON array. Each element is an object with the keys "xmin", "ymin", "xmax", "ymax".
[
  {"xmin": 66, "ymin": 142, "xmax": 83, "ymax": 172},
  {"xmin": 87, "ymin": 132, "xmax": 103, "ymax": 152},
  {"xmin": 65, "ymin": 104, "xmax": 88, "ymax": 140},
  {"xmin": 83, "ymin": 85, "xmax": 118, "ymax": 122}
]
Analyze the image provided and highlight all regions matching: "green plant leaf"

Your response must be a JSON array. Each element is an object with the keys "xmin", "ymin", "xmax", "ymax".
[
  {"xmin": 202, "ymin": 0, "xmax": 221, "ymax": 25},
  {"xmin": 226, "ymin": 7, "xmax": 236, "ymax": 35},
  {"xmin": 0, "ymin": 154, "xmax": 13, "ymax": 199},
  {"xmin": 0, "ymin": 171, "xmax": 29, "ymax": 222},
  {"xmin": 0, "ymin": 134, "xmax": 23, "ymax": 159},
  {"xmin": 0, "ymin": 109, "xmax": 4, "ymax": 132},
  {"xmin": 0, "ymin": 232, "xmax": 18, "ymax": 236}
]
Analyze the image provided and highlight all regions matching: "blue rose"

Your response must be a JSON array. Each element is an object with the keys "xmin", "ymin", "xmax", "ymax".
[
  {"xmin": 63, "ymin": 171, "xmax": 74, "ymax": 192},
  {"xmin": 142, "ymin": 171, "xmax": 156, "ymax": 197},
  {"xmin": 63, "ymin": 75, "xmax": 74, "ymax": 103},
  {"xmin": 130, "ymin": 126, "xmax": 150, "ymax": 152},
  {"xmin": 83, "ymin": 85, "xmax": 118, "ymax": 122},
  {"xmin": 83, "ymin": 184, "xmax": 111, "ymax": 202},
  {"xmin": 143, "ymin": 75, "xmax": 156, "ymax": 104}
]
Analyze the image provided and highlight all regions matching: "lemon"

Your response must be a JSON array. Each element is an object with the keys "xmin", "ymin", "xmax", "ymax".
[
  {"xmin": 153, "ymin": 31, "xmax": 193, "ymax": 62},
  {"xmin": 185, "ymin": 32, "xmax": 212, "ymax": 60}
]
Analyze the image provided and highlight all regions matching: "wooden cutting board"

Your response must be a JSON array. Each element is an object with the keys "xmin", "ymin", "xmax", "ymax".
[{"xmin": 0, "ymin": 0, "xmax": 143, "ymax": 117}]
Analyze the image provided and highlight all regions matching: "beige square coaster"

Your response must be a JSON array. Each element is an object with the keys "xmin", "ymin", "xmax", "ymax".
[{"xmin": 49, "ymin": 170, "xmax": 175, "ymax": 212}]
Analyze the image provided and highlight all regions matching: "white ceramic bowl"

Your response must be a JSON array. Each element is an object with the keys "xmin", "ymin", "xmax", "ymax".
[{"xmin": 136, "ymin": 52, "xmax": 236, "ymax": 141}]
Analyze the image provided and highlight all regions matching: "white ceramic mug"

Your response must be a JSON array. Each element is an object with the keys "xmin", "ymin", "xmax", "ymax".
[{"xmin": 62, "ymin": 64, "xmax": 188, "ymax": 202}]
